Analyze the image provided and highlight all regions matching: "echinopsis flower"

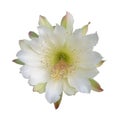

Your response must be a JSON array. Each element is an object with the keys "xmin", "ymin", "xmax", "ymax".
[{"xmin": 13, "ymin": 12, "xmax": 104, "ymax": 109}]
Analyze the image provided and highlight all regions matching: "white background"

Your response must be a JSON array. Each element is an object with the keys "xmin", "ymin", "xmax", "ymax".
[{"xmin": 0, "ymin": 0, "xmax": 120, "ymax": 119}]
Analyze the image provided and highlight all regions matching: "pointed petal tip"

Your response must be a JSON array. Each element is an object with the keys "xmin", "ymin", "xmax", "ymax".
[
  {"xmin": 94, "ymin": 86, "xmax": 104, "ymax": 92},
  {"xmin": 54, "ymin": 102, "xmax": 60, "ymax": 109},
  {"xmin": 93, "ymin": 87, "xmax": 104, "ymax": 92},
  {"xmin": 28, "ymin": 31, "xmax": 39, "ymax": 39},
  {"xmin": 99, "ymin": 87, "xmax": 104, "ymax": 92},
  {"xmin": 12, "ymin": 59, "xmax": 24, "ymax": 65},
  {"xmin": 40, "ymin": 15, "xmax": 45, "ymax": 18},
  {"xmin": 97, "ymin": 60, "xmax": 105, "ymax": 67},
  {"xmin": 54, "ymin": 93, "xmax": 63, "ymax": 109},
  {"xmin": 66, "ymin": 11, "xmax": 71, "ymax": 16},
  {"xmin": 12, "ymin": 59, "xmax": 16, "ymax": 63},
  {"xmin": 89, "ymin": 79, "xmax": 103, "ymax": 92},
  {"xmin": 81, "ymin": 22, "xmax": 91, "ymax": 36},
  {"xmin": 61, "ymin": 12, "xmax": 73, "ymax": 34},
  {"xmin": 28, "ymin": 31, "xmax": 32, "ymax": 35},
  {"xmin": 38, "ymin": 15, "xmax": 52, "ymax": 29},
  {"xmin": 39, "ymin": 15, "xmax": 46, "ymax": 22},
  {"xmin": 39, "ymin": 15, "xmax": 45, "ymax": 21},
  {"xmin": 88, "ymin": 21, "xmax": 91, "ymax": 25},
  {"xmin": 66, "ymin": 11, "xmax": 69, "ymax": 14},
  {"xmin": 28, "ymin": 31, "xmax": 32, "ymax": 37}
]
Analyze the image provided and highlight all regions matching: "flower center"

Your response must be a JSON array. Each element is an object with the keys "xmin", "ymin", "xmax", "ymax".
[
  {"xmin": 55, "ymin": 51, "xmax": 70, "ymax": 64},
  {"xmin": 51, "ymin": 60, "xmax": 69, "ymax": 80},
  {"xmin": 50, "ymin": 51, "xmax": 72, "ymax": 80},
  {"xmin": 49, "ymin": 49, "xmax": 78, "ymax": 80}
]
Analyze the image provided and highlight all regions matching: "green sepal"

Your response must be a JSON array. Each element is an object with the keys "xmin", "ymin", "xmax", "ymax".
[
  {"xmin": 33, "ymin": 83, "xmax": 46, "ymax": 93},
  {"xmin": 96, "ymin": 60, "xmax": 105, "ymax": 67},
  {"xmin": 89, "ymin": 78, "xmax": 103, "ymax": 92},
  {"xmin": 61, "ymin": 14, "xmax": 67, "ymax": 28},
  {"xmin": 13, "ymin": 59, "xmax": 24, "ymax": 65},
  {"xmin": 28, "ymin": 31, "xmax": 39, "ymax": 39},
  {"xmin": 38, "ymin": 15, "xmax": 53, "ymax": 29},
  {"xmin": 54, "ymin": 93, "xmax": 63, "ymax": 109},
  {"xmin": 81, "ymin": 22, "xmax": 90, "ymax": 36}
]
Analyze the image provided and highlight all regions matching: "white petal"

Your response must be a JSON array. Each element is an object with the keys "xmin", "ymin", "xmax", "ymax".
[
  {"xmin": 92, "ymin": 52, "xmax": 103, "ymax": 65},
  {"xmin": 19, "ymin": 39, "xmax": 42, "ymax": 55},
  {"xmin": 82, "ymin": 32, "xmax": 98, "ymax": 47},
  {"xmin": 17, "ymin": 50, "xmax": 41, "ymax": 66},
  {"xmin": 19, "ymin": 40, "xmax": 31, "ymax": 51},
  {"xmin": 70, "ymin": 32, "xmax": 98, "ymax": 51},
  {"xmin": 37, "ymin": 26, "xmax": 56, "ymax": 47},
  {"xmin": 19, "ymin": 39, "xmax": 43, "ymax": 56},
  {"xmin": 28, "ymin": 69, "xmax": 48, "ymax": 85},
  {"xmin": 53, "ymin": 24, "xmax": 66, "ymax": 46},
  {"xmin": 20, "ymin": 65, "xmax": 48, "ymax": 85},
  {"xmin": 77, "ymin": 68, "xmax": 99, "ymax": 78},
  {"xmin": 63, "ymin": 80, "xmax": 77, "ymax": 95},
  {"xmin": 79, "ymin": 51, "xmax": 102, "ymax": 69},
  {"xmin": 38, "ymin": 26, "xmax": 53, "ymax": 39},
  {"xmin": 45, "ymin": 80, "xmax": 62, "ymax": 103},
  {"xmin": 73, "ymin": 29, "xmax": 83, "ymax": 37},
  {"xmin": 68, "ymin": 72, "xmax": 91, "ymax": 93},
  {"xmin": 20, "ymin": 65, "xmax": 31, "ymax": 79},
  {"xmin": 28, "ymin": 39, "xmax": 42, "ymax": 54}
]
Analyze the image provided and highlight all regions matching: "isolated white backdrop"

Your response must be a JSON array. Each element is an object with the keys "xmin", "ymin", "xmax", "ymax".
[{"xmin": 0, "ymin": 0, "xmax": 120, "ymax": 120}]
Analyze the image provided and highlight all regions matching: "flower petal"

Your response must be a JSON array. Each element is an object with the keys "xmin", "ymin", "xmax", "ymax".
[
  {"xmin": 38, "ymin": 15, "xmax": 53, "ymax": 29},
  {"xmin": 17, "ymin": 50, "xmax": 41, "ymax": 66},
  {"xmin": 38, "ymin": 25, "xmax": 66, "ymax": 48},
  {"xmin": 45, "ymin": 80, "xmax": 63, "ymax": 103},
  {"xmin": 19, "ymin": 39, "xmax": 41, "ymax": 54},
  {"xmin": 68, "ymin": 72, "xmax": 91, "ymax": 93},
  {"xmin": 68, "ymin": 32, "xmax": 98, "ymax": 53},
  {"xmin": 63, "ymin": 79, "xmax": 77, "ymax": 95},
  {"xmin": 77, "ymin": 68, "xmax": 99, "ymax": 78},
  {"xmin": 79, "ymin": 51, "xmax": 103, "ymax": 69},
  {"xmin": 27, "ymin": 39, "xmax": 42, "ymax": 54},
  {"xmin": 17, "ymin": 40, "xmax": 43, "ymax": 66},
  {"xmin": 53, "ymin": 24, "xmax": 67, "ymax": 46},
  {"xmin": 19, "ymin": 40, "xmax": 31, "ymax": 52},
  {"xmin": 20, "ymin": 65, "xmax": 31, "ymax": 79},
  {"xmin": 37, "ymin": 26, "xmax": 55, "ymax": 42},
  {"xmin": 82, "ymin": 32, "xmax": 99, "ymax": 47},
  {"xmin": 61, "ymin": 12, "xmax": 74, "ymax": 34},
  {"xmin": 20, "ymin": 65, "xmax": 48, "ymax": 85}
]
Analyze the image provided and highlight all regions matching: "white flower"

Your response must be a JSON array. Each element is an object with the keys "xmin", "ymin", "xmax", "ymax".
[{"xmin": 14, "ymin": 12, "xmax": 103, "ymax": 109}]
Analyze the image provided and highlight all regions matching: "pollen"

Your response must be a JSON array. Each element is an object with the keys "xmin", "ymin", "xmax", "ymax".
[{"xmin": 51, "ymin": 60, "xmax": 69, "ymax": 80}]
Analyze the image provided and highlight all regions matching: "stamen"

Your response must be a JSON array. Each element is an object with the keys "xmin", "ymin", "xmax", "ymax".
[{"xmin": 51, "ymin": 60, "xmax": 69, "ymax": 80}]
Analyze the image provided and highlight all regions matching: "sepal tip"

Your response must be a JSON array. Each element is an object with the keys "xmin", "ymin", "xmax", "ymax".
[
  {"xmin": 54, "ymin": 93, "xmax": 63, "ymax": 109},
  {"xmin": 12, "ymin": 59, "xmax": 24, "ymax": 65}
]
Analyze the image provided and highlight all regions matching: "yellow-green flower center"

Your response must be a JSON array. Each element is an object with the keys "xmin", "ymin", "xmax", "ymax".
[
  {"xmin": 46, "ymin": 47, "xmax": 78, "ymax": 81},
  {"xmin": 56, "ymin": 51, "xmax": 70, "ymax": 63},
  {"xmin": 50, "ymin": 50, "xmax": 72, "ymax": 80}
]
